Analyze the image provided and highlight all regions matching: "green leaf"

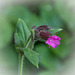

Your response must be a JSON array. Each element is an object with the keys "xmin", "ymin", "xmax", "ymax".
[
  {"xmin": 14, "ymin": 18, "xmax": 30, "ymax": 47},
  {"xmin": 49, "ymin": 28, "xmax": 63, "ymax": 34},
  {"xmin": 22, "ymin": 48, "xmax": 40, "ymax": 68}
]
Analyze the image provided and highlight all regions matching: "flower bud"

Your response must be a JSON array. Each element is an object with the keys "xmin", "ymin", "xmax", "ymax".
[
  {"xmin": 34, "ymin": 25, "xmax": 51, "ymax": 40},
  {"xmin": 35, "ymin": 25, "xmax": 50, "ymax": 33},
  {"xmin": 39, "ymin": 31, "xmax": 50, "ymax": 40}
]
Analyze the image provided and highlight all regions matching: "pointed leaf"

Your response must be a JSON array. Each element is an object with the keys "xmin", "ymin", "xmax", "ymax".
[
  {"xmin": 49, "ymin": 28, "xmax": 63, "ymax": 34},
  {"xmin": 22, "ymin": 48, "xmax": 40, "ymax": 68},
  {"xmin": 14, "ymin": 18, "xmax": 30, "ymax": 47}
]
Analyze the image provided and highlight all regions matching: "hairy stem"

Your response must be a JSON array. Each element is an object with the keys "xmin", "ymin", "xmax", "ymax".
[{"xmin": 19, "ymin": 54, "xmax": 24, "ymax": 75}]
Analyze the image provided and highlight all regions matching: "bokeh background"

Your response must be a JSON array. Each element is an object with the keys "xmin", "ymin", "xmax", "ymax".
[{"xmin": 0, "ymin": 0, "xmax": 75, "ymax": 75}]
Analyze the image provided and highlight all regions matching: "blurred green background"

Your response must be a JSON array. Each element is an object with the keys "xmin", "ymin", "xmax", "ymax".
[{"xmin": 0, "ymin": 0, "xmax": 75, "ymax": 75}]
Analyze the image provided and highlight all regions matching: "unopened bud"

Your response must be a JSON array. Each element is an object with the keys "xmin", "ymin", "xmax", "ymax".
[
  {"xmin": 40, "ymin": 31, "xmax": 50, "ymax": 40},
  {"xmin": 35, "ymin": 25, "xmax": 50, "ymax": 33},
  {"xmin": 34, "ymin": 25, "xmax": 51, "ymax": 40}
]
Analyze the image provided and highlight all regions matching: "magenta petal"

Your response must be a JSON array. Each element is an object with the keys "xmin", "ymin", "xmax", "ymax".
[
  {"xmin": 53, "ymin": 40, "xmax": 60, "ymax": 45},
  {"xmin": 50, "ymin": 42, "xmax": 57, "ymax": 48},
  {"xmin": 45, "ymin": 35, "xmax": 61, "ymax": 48},
  {"xmin": 45, "ymin": 40, "xmax": 49, "ymax": 44},
  {"xmin": 52, "ymin": 35, "xmax": 61, "ymax": 40}
]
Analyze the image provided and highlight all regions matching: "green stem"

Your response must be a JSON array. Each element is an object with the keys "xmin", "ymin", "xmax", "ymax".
[{"xmin": 19, "ymin": 54, "xmax": 24, "ymax": 75}]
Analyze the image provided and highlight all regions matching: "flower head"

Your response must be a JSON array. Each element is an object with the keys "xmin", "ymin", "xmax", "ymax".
[
  {"xmin": 31, "ymin": 25, "xmax": 61, "ymax": 49},
  {"xmin": 45, "ymin": 35, "xmax": 61, "ymax": 48}
]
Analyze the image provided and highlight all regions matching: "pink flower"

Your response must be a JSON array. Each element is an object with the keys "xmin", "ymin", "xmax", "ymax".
[{"xmin": 45, "ymin": 35, "xmax": 61, "ymax": 48}]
